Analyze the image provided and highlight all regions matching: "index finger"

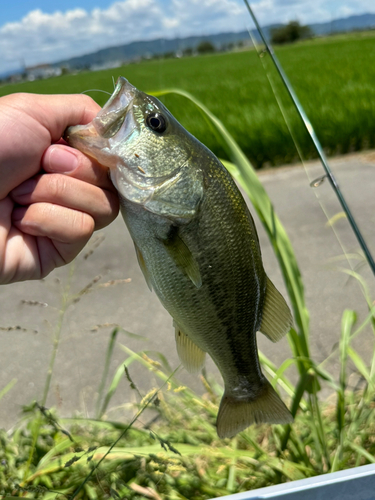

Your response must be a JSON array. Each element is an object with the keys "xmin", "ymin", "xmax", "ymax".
[{"xmin": 4, "ymin": 92, "xmax": 101, "ymax": 141}]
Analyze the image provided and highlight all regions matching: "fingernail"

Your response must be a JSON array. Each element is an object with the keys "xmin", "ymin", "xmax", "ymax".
[
  {"xmin": 48, "ymin": 145, "xmax": 79, "ymax": 173},
  {"xmin": 12, "ymin": 179, "xmax": 37, "ymax": 197}
]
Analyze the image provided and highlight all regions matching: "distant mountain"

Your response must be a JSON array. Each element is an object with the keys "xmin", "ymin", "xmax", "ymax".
[
  {"xmin": 310, "ymin": 12, "xmax": 375, "ymax": 35},
  {"xmin": 54, "ymin": 12, "xmax": 375, "ymax": 70},
  {"xmin": 54, "ymin": 31, "xmax": 264, "ymax": 70}
]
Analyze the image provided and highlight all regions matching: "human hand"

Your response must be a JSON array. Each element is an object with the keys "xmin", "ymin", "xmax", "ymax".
[{"xmin": 0, "ymin": 92, "xmax": 119, "ymax": 284}]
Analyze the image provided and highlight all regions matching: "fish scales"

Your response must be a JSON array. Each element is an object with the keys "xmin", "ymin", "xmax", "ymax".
[
  {"xmin": 123, "ymin": 151, "xmax": 264, "ymax": 373},
  {"xmin": 65, "ymin": 77, "xmax": 294, "ymax": 438}
]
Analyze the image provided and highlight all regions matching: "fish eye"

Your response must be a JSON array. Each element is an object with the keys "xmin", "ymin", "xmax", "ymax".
[{"xmin": 146, "ymin": 113, "xmax": 167, "ymax": 133}]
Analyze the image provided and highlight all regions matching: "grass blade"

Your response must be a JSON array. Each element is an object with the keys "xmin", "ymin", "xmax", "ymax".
[
  {"xmin": 98, "ymin": 353, "xmax": 139, "ymax": 418},
  {"xmin": 336, "ymin": 310, "xmax": 357, "ymax": 466},
  {"xmin": 96, "ymin": 327, "xmax": 119, "ymax": 418},
  {"xmin": 0, "ymin": 378, "xmax": 17, "ymax": 402},
  {"xmin": 348, "ymin": 442, "xmax": 375, "ymax": 464},
  {"xmin": 347, "ymin": 346, "xmax": 371, "ymax": 386}
]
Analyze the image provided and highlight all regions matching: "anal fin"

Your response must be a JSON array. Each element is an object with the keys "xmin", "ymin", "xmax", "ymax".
[
  {"xmin": 174, "ymin": 321, "xmax": 205, "ymax": 374},
  {"xmin": 259, "ymin": 277, "xmax": 293, "ymax": 343},
  {"xmin": 217, "ymin": 379, "xmax": 293, "ymax": 439}
]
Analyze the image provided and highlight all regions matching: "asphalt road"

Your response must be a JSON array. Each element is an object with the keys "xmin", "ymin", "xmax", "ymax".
[{"xmin": 1, "ymin": 151, "xmax": 375, "ymax": 431}]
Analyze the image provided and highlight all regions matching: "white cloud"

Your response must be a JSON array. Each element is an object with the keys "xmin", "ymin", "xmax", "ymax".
[
  {"xmin": 0, "ymin": 0, "xmax": 374, "ymax": 75},
  {"xmin": 0, "ymin": 0, "xmax": 249, "ymax": 74},
  {"xmin": 259, "ymin": 0, "xmax": 375, "ymax": 25}
]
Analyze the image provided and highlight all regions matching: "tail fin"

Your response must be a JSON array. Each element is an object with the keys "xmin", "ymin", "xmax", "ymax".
[{"xmin": 216, "ymin": 379, "xmax": 293, "ymax": 439}]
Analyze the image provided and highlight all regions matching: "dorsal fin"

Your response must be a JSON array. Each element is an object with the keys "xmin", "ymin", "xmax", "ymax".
[
  {"xmin": 174, "ymin": 321, "xmax": 206, "ymax": 374},
  {"xmin": 259, "ymin": 277, "xmax": 293, "ymax": 342}
]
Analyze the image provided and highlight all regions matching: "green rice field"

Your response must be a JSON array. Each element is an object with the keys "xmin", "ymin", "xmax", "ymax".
[{"xmin": 1, "ymin": 32, "xmax": 375, "ymax": 168}]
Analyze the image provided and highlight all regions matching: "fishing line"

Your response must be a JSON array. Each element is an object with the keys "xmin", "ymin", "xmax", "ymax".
[
  {"xmin": 246, "ymin": 28, "xmax": 355, "ymax": 279},
  {"xmin": 243, "ymin": 0, "xmax": 375, "ymax": 279},
  {"xmin": 80, "ymin": 88, "xmax": 112, "ymax": 96}
]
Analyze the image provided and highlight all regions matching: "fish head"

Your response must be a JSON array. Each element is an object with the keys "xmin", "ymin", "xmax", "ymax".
[{"xmin": 66, "ymin": 77, "xmax": 204, "ymax": 220}]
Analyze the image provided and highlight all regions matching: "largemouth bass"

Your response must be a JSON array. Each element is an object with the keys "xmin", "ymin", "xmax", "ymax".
[{"xmin": 65, "ymin": 77, "xmax": 293, "ymax": 438}]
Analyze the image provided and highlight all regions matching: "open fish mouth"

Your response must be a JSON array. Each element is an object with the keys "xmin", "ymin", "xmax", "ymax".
[
  {"xmin": 64, "ymin": 77, "xmax": 137, "ymax": 164},
  {"xmin": 93, "ymin": 77, "xmax": 136, "ymax": 138}
]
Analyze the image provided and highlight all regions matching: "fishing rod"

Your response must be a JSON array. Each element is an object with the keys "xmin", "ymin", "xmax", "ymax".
[{"xmin": 243, "ymin": 0, "xmax": 375, "ymax": 277}]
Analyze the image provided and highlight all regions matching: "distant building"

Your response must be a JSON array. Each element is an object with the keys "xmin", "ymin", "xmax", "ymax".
[
  {"xmin": 9, "ymin": 73, "xmax": 24, "ymax": 83},
  {"xmin": 90, "ymin": 60, "xmax": 123, "ymax": 72},
  {"xmin": 26, "ymin": 64, "xmax": 62, "ymax": 81}
]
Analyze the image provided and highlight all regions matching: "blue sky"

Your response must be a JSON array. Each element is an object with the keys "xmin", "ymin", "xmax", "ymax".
[{"xmin": 1, "ymin": 0, "xmax": 374, "ymax": 75}]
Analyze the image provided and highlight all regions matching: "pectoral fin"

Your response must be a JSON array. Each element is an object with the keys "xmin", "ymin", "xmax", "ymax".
[
  {"xmin": 259, "ymin": 277, "xmax": 293, "ymax": 342},
  {"xmin": 163, "ymin": 233, "xmax": 202, "ymax": 288},
  {"xmin": 134, "ymin": 243, "xmax": 153, "ymax": 291},
  {"xmin": 174, "ymin": 321, "xmax": 206, "ymax": 374}
]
